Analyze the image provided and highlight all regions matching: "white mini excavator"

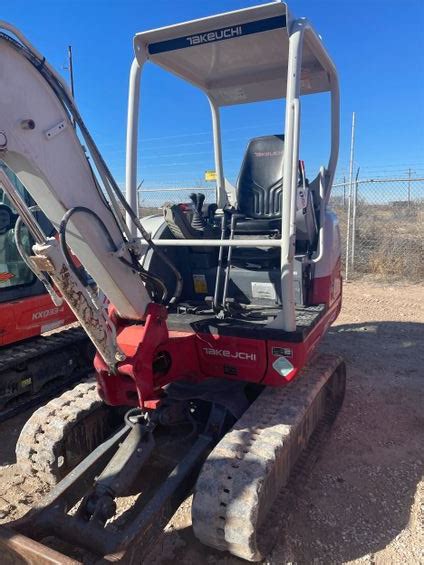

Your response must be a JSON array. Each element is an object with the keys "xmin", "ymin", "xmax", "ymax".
[{"xmin": 0, "ymin": 2, "xmax": 345, "ymax": 562}]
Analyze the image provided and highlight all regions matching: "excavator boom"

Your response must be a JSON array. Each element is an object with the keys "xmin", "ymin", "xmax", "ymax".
[
  {"xmin": 0, "ymin": 27, "xmax": 150, "ymax": 312},
  {"xmin": 0, "ymin": 25, "xmax": 157, "ymax": 366}
]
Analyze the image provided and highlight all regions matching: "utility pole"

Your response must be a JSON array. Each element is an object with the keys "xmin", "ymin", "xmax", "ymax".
[
  {"xmin": 345, "ymin": 111, "xmax": 355, "ymax": 282},
  {"xmin": 67, "ymin": 45, "xmax": 76, "ymax": 129}
]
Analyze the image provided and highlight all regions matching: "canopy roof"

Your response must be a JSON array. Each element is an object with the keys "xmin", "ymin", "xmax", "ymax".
[{"xmin": 134, "ymin": 2, "xmax": 333, "ymax": 106}]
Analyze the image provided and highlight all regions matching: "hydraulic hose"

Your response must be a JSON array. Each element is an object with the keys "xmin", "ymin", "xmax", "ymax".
[{"xmin": 59, "ymin": 207, "xmax": 168, "ymax": 303}]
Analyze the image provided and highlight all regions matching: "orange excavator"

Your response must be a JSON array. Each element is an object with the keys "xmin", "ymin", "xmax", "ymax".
[{"xmin": 0, "ymin": 168, "xmax": 92, "ymax": 421}]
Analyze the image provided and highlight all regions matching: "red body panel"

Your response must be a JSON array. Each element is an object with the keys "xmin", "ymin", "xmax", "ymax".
[
  {"xmin": 264, "ymin": 292, "xmax": 341, "ymax": 386},
  {"xmin": 95, "ymin": 273, "xmax": 342, "ymax": 408},
  {"xmin": 93, "ymin": 232, "xmax": 343, "ymax": 408},
  {"xmin": 0, "ymin": 294, "xmax": 75, "ymax": 346},
  {"xmin": 311, "ymin": 257, "xmax": 342, "ymax": 306},
  {"xmin": 196, "ymin": 334, "xmax": 267, "ymax": 383}
]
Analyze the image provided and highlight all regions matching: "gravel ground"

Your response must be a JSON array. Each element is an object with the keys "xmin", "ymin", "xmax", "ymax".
[{"xmin": 0, "ymin": 281, "xmax": 423, "ymax": 564}]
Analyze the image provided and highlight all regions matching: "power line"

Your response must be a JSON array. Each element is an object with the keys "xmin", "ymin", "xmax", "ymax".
[
  {"xmin": 97, "ymin": 121, "xmax": 283, "ymax": 148},
  {"xmin": 337, "ymin": 163, "xmax": 424, "ymax": 173}
]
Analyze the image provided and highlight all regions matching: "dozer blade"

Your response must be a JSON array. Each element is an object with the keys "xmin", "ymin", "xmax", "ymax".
[
  {"xmin": 192, "ymin": 353, "xmax": 346, "ymax": 561},
  {"xmin": 0, "ymin": 525, "xmax": 79, "ymax": 564},
  {"xmin": 0, "ymin": 402, "xmax": 230, "ymax": 563}
]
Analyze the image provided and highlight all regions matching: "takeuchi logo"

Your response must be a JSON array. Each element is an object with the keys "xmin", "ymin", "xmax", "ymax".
[
  {"xmin": 202, "ymin": 347, "xmax": 256, "ymax": 362},
  {"xmin": 186, "ymin": 26, "xmax": 243, "ymax": 46}
]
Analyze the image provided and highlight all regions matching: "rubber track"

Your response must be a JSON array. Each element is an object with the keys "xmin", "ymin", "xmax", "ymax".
[
  {"xmin": 192, "ymin": 353, "xmax": 346, "ymax": 562},
  {"xmin": 0, "ymin": 327, "xmax": 91, "ymax": 422},
  {"xmin": 15, "ymin": 378, "xmax": 105, "ymax": 486}
]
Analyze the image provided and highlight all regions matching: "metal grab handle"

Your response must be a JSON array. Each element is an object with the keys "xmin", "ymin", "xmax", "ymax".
[
  {"xmin": 212, "ymin": 213, "xmax": 228, "ymax": 312},
  {"xmin": 310, "ymin": 166, "xmax": 326, "ymax": 264},
  {"xmin": 221, "ymin": 212, "xmax": 238, "ymax": 311}
]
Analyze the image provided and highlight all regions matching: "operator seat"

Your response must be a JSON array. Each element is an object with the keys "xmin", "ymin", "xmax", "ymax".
[
  {"xmin": 234, "ymin": 135, "xmax": 318, "ymax": 253},
  {"xmin": 235, "ymin": 135, "xmax": 284, "ymax": 234}
]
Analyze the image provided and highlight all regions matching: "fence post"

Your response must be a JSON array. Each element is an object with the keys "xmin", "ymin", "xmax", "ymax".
[
  {"xmin": 343, "ymin": 176, "xmax": 346, "ymax": 208},
  {"xmin": 345, "ymin": 112, "xmax": 356, "ymax": 282},
  {"xmin": 351, "ymin": 167, "xmax": 360, "ymax": 271}
]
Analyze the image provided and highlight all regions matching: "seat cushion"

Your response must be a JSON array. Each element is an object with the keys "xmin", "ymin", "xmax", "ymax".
[{"xmin": 233, "ymin": 217, "xmax": 280, "ymax": 234}]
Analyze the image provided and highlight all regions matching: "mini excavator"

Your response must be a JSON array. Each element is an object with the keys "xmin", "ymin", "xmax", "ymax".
[{"xmin": 0, "ymin": 3, "xmax": 345, "ymax": 562}]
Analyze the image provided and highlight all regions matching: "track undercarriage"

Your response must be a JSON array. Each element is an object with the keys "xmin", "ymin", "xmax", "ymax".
[
  {"xmin": 0, "ymin": 327, "xmax": 93, "ymax": 423},
  {"xmin": 2, "ymin": 353, "xmax": 345, "ymax": 563}
]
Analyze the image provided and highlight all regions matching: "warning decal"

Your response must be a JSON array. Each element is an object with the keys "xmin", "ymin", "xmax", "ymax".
[{"xmin": 193, "ymin": 274, "xmax": 208, "ymax": 294}]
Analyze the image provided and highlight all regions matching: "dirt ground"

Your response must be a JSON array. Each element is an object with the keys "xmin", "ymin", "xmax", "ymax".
[{"xmin": 0, "ymin": 281, "xmax": 423, "ymax": 564}]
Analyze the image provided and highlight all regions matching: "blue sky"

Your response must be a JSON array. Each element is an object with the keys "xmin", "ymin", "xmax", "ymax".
[{"xmin": 1, "ymin": 0, "xmax": 424, "ymax": 190}]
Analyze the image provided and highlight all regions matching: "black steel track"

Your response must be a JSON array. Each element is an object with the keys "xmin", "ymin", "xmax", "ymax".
[{"xmin": 0, "ymin": 327, "xmax": 93, "ymax": 422}]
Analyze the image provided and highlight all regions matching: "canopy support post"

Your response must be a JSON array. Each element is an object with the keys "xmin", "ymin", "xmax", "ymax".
[
  {"xmin": 126, "ymin": 54, "xmax": 145, "ymax": 237},
  {"xmin": 278, "ymin": 19, "xmax": 304, "ymax": 332},
  {"xmin": 209, "ymin": 98, "xmax": 226, "ymax": 209}
]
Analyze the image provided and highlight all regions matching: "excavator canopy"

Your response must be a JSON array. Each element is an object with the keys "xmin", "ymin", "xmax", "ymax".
[{"xmin": 134, "ymin": 2, "xmax": 333, "ymax": 106}]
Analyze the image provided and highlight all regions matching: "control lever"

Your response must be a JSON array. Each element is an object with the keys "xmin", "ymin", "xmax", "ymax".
[{"xmin": 189, "ymin": 192, "xmax": 206, "ymax": 231}]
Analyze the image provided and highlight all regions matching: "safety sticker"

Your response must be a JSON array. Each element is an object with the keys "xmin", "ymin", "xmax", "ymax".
[
  {"xmin": 272, "ymin": 346, "xmax": 292, "ymax": 357},
  {"xmin": 251, "ymin": 282, "xmax": 276, "ymax": 300},
  {"xmin": 193, "ymin": 274, "xmax": 208, "ymax": 294},
  {"xmin": 20, "ymin": 377, "xmax": 32, "ymax": 389}
]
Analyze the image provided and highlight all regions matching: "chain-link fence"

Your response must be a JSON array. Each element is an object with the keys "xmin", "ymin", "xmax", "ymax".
[
  {"xmin": 138, "ymin": 177, "xmax": 424, "ymax": 282},
  {"xmin": 331, "ymin": 177, "xmax": 424, "ymax": 282}
]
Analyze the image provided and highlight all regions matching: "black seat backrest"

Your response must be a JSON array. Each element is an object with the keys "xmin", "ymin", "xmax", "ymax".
[{"xmin": 236, "ymin": 135, "xmax": 284, "ymax": 219}]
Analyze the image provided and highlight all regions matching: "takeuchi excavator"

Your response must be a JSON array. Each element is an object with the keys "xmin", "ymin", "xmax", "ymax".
[{"xmin": 0, "ymin": 2, "xmax": 345, "ymax": 562}]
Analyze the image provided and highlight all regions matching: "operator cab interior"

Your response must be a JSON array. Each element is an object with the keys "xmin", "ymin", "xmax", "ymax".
[
  {"xmin": 143, "ymin": 132, "xmax": 325, "ymax": 339},
  {"xmin": 133, "ymin": 0, "xmax": 340, "ymax": 336}
]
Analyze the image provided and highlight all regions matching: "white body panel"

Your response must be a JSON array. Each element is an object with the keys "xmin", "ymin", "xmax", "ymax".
[
  {"xmin": 0, "ymin": 38, "xmax": 150, "ymax": 320},
  {"xmin": 313, "ymin": 211, "xmax": 341, "ymax": 278}
]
